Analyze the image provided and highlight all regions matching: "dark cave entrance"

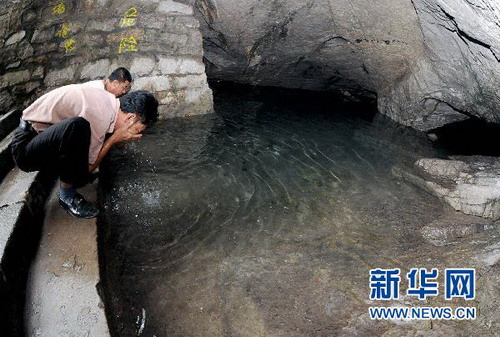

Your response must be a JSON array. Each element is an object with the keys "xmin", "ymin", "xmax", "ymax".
[{"xmin": 429, "ymin": 117, "xmax": 500, "ymax": 157}]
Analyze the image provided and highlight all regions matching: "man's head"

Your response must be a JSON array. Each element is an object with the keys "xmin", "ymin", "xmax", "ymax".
[
  {"xmin": 105, "ymin": 67, "xmax": 132, "ymax": 97},
  {"xmin": 115, "ymin": 90, "xmax": 159, "ymax": 133}
]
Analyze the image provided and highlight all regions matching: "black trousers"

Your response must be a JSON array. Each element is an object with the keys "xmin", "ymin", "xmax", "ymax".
[{"xmin": 11, "ymin": 117, "xmax": 91, "ymax": 188}]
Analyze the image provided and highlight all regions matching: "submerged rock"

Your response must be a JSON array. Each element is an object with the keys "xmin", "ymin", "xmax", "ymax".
[
  {"xmin": 476, "ymin": 242, "xmax": 500, "ymax": 267},
  {"xmin": 420, "ymin": 213, "xmax": 495, "ymax": 246}
]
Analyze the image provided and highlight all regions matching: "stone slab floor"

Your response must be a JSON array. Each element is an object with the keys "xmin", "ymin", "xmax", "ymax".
[{"xmin": 24, "ymin": 184, "xmax": 109, "ymax": 337}]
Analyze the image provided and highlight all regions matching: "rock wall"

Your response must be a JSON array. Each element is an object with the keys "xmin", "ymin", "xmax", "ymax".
[
  {"xmin": 381, "ymin": 0, "xmax": 500, "ymax": 131},
  {"xmin": 192, "ymin": 0, "xmax": 500, "ymax": 130},
  {"xmin": 0, "ymin": 0, "xmax": 213, "ymax": 119},
  {"xmin": 194, "ymin": 0, "xmax": 426, "ymax": 100}
]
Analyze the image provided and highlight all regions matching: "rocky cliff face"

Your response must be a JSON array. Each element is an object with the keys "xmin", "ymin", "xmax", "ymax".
[
  {"xmin": 193, "ymin": 0, "xmax": 500, "ymax": 131},
  {"xmin": 382, "ymin": 0, "xmax": 500, "ymax": 131},
  {"xmin": 194, "ymin": 0, "xmax": 426, "ymax": 99}
]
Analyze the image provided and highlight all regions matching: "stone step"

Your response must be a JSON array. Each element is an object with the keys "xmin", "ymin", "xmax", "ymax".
[{"xmin": 0, "ymin": 167, "xmax": 55, "ymax": 336}]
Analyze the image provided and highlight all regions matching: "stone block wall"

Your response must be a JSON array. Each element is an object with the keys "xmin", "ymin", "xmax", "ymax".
[{"xmin": 0, "ymin": 0, "xmax": 213, "ymax": 119}]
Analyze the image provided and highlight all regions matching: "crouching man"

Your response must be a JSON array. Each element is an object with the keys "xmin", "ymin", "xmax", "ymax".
[{"xmin": 11, "ymin": 85, "xmax": 158, "ymax": 219}]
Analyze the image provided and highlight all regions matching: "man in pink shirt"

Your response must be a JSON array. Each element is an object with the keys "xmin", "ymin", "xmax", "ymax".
[{"xmin": 11, "ymin": 85, "xmax": 158, "ymax": 219}]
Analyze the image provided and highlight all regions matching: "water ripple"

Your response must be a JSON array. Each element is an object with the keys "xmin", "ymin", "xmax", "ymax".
[{"xmin": 97, "ymin": 88, "xmax": 461, "ymax": 336}]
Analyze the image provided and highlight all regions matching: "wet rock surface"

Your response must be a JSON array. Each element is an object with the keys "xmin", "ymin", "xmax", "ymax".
[
  {"xmin": 98, "ymin": 86, "xmax": 500, "ymax": 336},
  {"xmin": 420, "ymin": 213, "xmax": 496, "ymax": 246}
]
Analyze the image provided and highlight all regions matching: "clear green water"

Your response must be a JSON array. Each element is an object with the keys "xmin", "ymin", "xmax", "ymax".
[{"xmin": 98, "ymin": 85, "xmax": 497, "ymax": 337}]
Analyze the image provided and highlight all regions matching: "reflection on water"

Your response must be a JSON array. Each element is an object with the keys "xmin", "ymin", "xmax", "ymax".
[{"xmin": 98, "ymin": 85, "xmax": 498, "ymax": 336}]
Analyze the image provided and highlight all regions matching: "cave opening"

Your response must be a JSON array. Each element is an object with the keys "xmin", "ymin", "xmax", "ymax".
[{"xmin": 429, "ymin": 117, "xmax": 500, "ymax": 157}]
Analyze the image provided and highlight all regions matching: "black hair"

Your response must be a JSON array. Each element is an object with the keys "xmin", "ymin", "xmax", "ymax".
[
  {"xmin": 119, "ymin": 90, "xmax": 159, "ymax": 125},
  {"xmin": 108, "ymin": 67, "xmax": 132, "ymax": 83}
]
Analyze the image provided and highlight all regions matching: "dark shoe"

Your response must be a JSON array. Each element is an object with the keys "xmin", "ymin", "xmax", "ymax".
[{"xmin": 59, "ymin": 193, "xmax": 99, "ymax": 219}]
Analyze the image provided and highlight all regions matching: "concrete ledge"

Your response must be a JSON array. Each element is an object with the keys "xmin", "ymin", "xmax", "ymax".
[{"xmin": 0, "ymin": 168, "xmax": 55, "ymax": 336}]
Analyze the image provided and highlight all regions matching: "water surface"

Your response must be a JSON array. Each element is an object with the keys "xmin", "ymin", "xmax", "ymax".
[{"xmin": 98, "ymin": 85, "xmax": 499, "ymax": 336}]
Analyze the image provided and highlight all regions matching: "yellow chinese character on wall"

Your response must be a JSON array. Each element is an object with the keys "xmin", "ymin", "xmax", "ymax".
[
  {"xmin": 118, "ymin": 36, "xmax": 138, "ymax": 54},
  {"xmin": 53, "ymin": 2, "xmax": 66, "ymax": 15},
  {"xmin": 120, "ymin": 7, "xmax": 138, "ymax": 28},
  {"xmin": 56, "ymin": 23, "xmax": 70, "ymax": 38},
  {"xmin": 64, "ymin": 39, "xmax": 76, "ymax": 52}
]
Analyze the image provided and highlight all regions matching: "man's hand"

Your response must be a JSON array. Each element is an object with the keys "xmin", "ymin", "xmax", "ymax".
[
  {"xmin": 88, "ymin": 119, "xmax": 146, "ymax": 173},
  {"xmin": 111, "ymin": 119, "xmax": 146, "ymax": 144}
]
